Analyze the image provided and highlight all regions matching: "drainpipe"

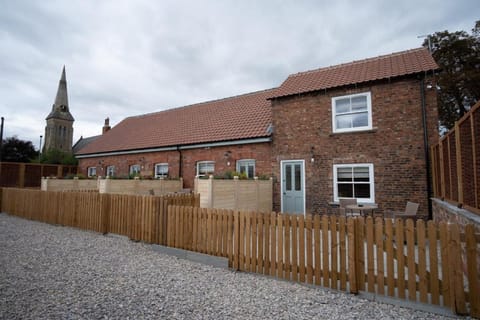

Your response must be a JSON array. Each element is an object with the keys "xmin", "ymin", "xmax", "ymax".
[
  {"xmin": 420, "ymin": 77, "xmax": 433, "ymax": 219},
  {"xmin": 177, "ymin": 146, "xmax": 182, "ymax": 179}
]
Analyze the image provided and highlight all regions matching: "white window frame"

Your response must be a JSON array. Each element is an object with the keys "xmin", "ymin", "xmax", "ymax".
[
  {"xmin": 154, "ymin": 163, "xmax": 169, "ymax": 178},
  {"xmin": 333, "ymin": 163, "xmax": 375, "ymax": 203},
  {"xmin": 106, "ymin": 165, "xmax": 115, "ymax": 177},
  {"xmin": 87, "ymin": 167, "xmax": 96, "ymax": 177},
  {"xmin": 332, "ymin": 92, "xmax": 372, "ymax": 133},
  {"xmin": 236, "ymin": 159, "xmax": 255, "ymax": 178},
  {"xmin": 129, "ymin": 164, "xmax": 141, "ymax": 175},
  {"xmin": 196, "ymin": 161, "xmax": 215, "ymax": 177}
]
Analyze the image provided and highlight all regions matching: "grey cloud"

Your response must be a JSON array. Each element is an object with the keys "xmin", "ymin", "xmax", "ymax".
[{"xmin": 1, "ymin": 0, "xmax": 479, "ymax": 147}]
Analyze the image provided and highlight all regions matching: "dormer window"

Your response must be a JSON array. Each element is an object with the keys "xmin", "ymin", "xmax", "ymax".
[{"xmin": 60, "ymin": 105, "xmax": 67, "ymax": 112}]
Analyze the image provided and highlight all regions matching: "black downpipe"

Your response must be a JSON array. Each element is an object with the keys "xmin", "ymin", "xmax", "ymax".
[
  {"xmin": 420, "ymin": 78, "xmax": 433, "ymax": 219},
  {"xmin": 177, "ymin": 146, "xmax": 183, "ymax": 179}
]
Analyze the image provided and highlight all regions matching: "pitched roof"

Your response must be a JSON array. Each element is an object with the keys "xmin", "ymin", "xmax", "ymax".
[
  {"xmin": 271, "ymin": 47, "xmax": 439, "ymax": 99},
  {"xmin": 75, "ymin": 88, "xmax": 274, "ymax": 155},
  {"xmin": 72, "ymin": 135, "xmax": 100, "ymax": 154}
]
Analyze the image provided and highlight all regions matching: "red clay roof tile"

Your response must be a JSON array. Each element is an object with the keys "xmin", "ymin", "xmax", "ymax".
[
  {"xmin": 271, "ymin": 47, "xmax": 439, "ymax": 99},
  {"xmin": 76, "ymin": 88, "xmax": 275, "ymax": 155}
]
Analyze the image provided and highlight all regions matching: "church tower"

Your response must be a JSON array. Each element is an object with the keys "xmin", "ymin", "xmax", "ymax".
[{"xmin": 44, "ymin": 66, "xmax": 74, "ymax": 153}]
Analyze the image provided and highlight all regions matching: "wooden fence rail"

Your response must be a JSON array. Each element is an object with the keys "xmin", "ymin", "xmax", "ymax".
[
  {"xmin": 1, "ymin": 188, "xmax": 479, "ymax": 317},
  {"xmin": 1, "ymin": 188, "xmax": 199, "ymax": 245}
]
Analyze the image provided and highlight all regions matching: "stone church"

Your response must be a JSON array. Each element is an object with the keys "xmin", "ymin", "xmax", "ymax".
[{"xmin": 43, "ymin": 66, "xmax": 74, "ymax": 153}]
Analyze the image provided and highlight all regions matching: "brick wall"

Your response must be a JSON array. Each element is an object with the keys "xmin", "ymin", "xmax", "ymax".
[
  {"xmin": 271, "ymin": 76, "xmax": 438, "ymax": 217},
  {"xmin": 78, "ymin": 142, "xmax": 271, "ymax": 189}
]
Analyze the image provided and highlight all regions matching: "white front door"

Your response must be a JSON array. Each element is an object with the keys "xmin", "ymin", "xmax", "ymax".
[{"xmin": 281, "ymin": 160, "xmax": 305, "ymax": 214}]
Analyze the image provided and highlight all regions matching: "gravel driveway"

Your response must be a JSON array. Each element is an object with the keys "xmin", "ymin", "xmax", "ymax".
[{"xmin": 0, "ymin": 213, "xmax": 459, "ymax": 319}]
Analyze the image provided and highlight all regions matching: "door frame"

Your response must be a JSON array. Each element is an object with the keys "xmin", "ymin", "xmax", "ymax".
[{"xmin": 280, "ymin": 159, "xmax": 306, "ymax": 215}]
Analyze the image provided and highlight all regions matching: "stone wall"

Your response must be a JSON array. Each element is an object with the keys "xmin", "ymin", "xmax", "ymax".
[{"xmin": 432, "ymin": 198, "xmax": 480, "ymax": 233}]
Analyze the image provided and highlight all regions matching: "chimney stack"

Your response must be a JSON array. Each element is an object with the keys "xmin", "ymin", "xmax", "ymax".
[{"xmin": 102, "ymin": 118, "xmax": 111, "ymax": 134}]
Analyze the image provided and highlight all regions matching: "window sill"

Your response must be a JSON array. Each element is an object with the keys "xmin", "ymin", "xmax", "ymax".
[
  {"xmin": 329, "ymin": 201, "xmax": 378, "ymax": 206},
  {"xmin": 329, "ymin": 127, "xmax": 378, "ymax": 136}
]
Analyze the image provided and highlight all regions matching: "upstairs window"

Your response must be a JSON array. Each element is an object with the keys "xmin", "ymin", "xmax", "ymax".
[
  {"xmin": 196, "ymin": 161, "xmax": 215, "ymax": 177},
  {"xmin": 87, "ymin": 167, "xmax": 96, "ymax": 177},
  {"xmin": 332, "ymin": 92, "xmax": 372, "ymax": 133},
  {"xmin": 333, "ymin": 164, "xmax": 375, "ymax": 203},
  {"xmin": 236, "ymin": 159, "xmax": 255, "ymax": 178},
  {"xmin": 155, "ymin": 163, "xmax": 169, "ymax": 178},
  {"xmin": 106, "ymin": 165, "xmax": 115, "ymax": 177}
]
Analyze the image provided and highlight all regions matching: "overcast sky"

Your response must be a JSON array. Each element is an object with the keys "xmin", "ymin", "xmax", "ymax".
[{"xmin": 0, "ymin": 1, "xmax": 478, "ymax": 150}]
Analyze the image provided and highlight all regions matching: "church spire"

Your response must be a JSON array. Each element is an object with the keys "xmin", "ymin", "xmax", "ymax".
[
  {"xmin": 43, "ymin": 66, "xmax": 75, "ymax": 153},
  {"xmin": 46, "ymin": 66, "xmax": 74, "ymax": 121}
]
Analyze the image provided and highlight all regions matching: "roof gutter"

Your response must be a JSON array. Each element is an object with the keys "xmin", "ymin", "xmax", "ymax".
[{"xmin": 75, "ymin": 137, "xmax": 271, "ymax": 159}]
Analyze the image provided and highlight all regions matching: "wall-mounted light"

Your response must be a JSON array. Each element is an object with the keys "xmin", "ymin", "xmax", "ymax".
[
  {"xmin": 310, "ymin": 146, "xmax": 315, "ymax": 163},
  {"xmin": 224, "ymin": 150, "xmax": 232, "ymax": 166}
]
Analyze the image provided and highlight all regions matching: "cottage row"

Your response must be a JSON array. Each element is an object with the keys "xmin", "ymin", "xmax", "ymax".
[{"xmin": 73, "ymin": 47, "xmax": 439, "ymax": 217}]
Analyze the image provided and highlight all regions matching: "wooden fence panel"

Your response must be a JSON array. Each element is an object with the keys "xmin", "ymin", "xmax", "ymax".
[
  {"xmin": 385, "ymin": 219, "xmax": 395, "ymax": 297},
  {"xmin": 2, "ymin": 190, "xmax": 480, "ymax": 317},
  {"xmin": 305, "ymin": 215, "xmax": 313, "ymax": 284},
  {"xmin": 396, "ymin": 218, "xmax": 406, "ymax": 299},
  {"xmin": 375, "ymin": 217, "xmax": 385, "ymax": 296},
  {"xmin": 291, "ymin": 215, "xmax": 298, "ymax": 282},
  {"xmin": 283, "ymin": 214, "xmax": 290, "ymax": 280},
  {"xmin": 366, "ymin": 217, "xmax": 375, "ymax": 293},
  {"xmin": 417, "ymin": 220, "xmax": 428, "ymax": 303},
  {"xmin": 297, "ymin": 215, "xmax": 305, "ymax": 282},
  {"xmin": 339, "ymin": 216, "xmax": 347, "ymax": 291},
  {"xmin": 427, "ymin": 220, "xmax": 440, "ymax": 305},
  {"xmin": 465, "ymin": 224, "xmax": 480, "ymax": 318},
  {"xmin": 320, "ymin": 215, "xmax": 328, "ymax": 287},
  {"xmin": 330, "ymin": 215, "xmax": 338, "ymax": 289}
]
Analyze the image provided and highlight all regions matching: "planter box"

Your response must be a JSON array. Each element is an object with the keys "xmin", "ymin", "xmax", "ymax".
[
  {"xmin": 194, "ymin": 176, "xmax": 272, "ymax": 212},
  {"xmin": 41, "ymin": 177, "xmax": 97, "ymax": 191},
  {"xmin": 98, "ymin": 178, "xmax": 183, "ymax": 195},
  {"xmin": 41, "ymin": 177, "xmax": 184, "ymax": 195}
]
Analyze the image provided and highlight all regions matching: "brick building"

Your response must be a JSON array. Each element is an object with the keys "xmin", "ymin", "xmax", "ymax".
[
  {"xmin": 75, "ymin": 89, "xmax": 274, "ymax": 189},
  {"xmin": 75, "ymin": 47, "xmax": 439, "ymax": 217},
  {"xmin": 269, "ymin": 48, "xmax": 439, "ymax": 217}
]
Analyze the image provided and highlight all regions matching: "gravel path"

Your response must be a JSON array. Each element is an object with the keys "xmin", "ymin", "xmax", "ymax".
[{"xmin": 0, "ymin": 213, "xmax": 460, "ymax": 320}]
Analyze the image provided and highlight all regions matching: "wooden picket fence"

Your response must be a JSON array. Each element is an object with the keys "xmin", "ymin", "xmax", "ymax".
[
  {"xmin": 1, "ymin": 188, "xmax": 479, "ymax": 317},
  {"xmin": 1, "ymin": 188, "xmax": 199, "ymax": 245},
  {"xmin": 166, "ymin": 206, "xmax": 480, "ymax": 318}
]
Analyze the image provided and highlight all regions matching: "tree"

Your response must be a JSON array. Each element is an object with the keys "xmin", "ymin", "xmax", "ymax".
[
  {"xmin": 40, "ymin": 148, "xmax": 78, "ymax": 165},
  {"xmin": 0, "ymin": 136, "xmax": 39, "ymax": 162},
  {"xmin": 424, "ymin": 20, "xmax": 480, "ymax": 130}
]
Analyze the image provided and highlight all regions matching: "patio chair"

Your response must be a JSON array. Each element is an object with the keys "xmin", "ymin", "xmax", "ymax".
[
  {"xmin": 338, "ymin": 198, "xmax": 359, "ymax": 216},
  {"xmin": 387, "ymin": 201, "xmax": 419, "ymax": 220}
]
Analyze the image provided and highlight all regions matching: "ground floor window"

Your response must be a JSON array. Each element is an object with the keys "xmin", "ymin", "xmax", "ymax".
[
  {"xmin": 333, "ymin": 163, "xmax": 374, "ymax": 203},
  {"xmin": 87, "ymin": 167, "xmax": 97, "ymax": 177},
  {"xmin": 155, "ymin": 163, "xmax": 169, "ymax": 178},
  {"xmin": 236, "ymin": 159, "xmax": 255, "ymax": 178},
  {"xmin": 106, "ymin": 165, "xmax": 115, "ymax": 177},
  {"xmin": 129, "ymin": 164, "xmax": 141, "ymax": 176},
  {"xmin": 196, "ymin": 161, "xmax": 215, "ymax": 177}
]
